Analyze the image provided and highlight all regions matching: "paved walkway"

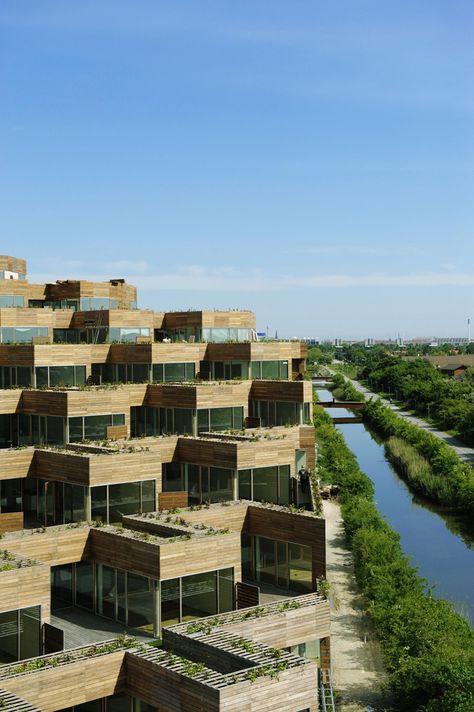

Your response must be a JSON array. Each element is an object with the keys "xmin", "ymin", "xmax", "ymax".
[
  {"xmin": 345, "ymin": 376, "xmax": 474, "ymax": 466},
  {"xmin": 323, "ymin": 500, "xmax": 390, "ymax": 711}
]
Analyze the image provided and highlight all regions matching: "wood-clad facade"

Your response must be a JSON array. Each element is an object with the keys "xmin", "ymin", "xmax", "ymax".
[{"xmin": 0, "ymin": 256, "xmax": 329, "ymax": 711}]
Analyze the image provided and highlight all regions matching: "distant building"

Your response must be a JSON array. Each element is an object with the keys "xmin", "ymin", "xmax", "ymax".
[{"xmin": 439, "ymin": 363, "xmax": 468, "ymax": 379}]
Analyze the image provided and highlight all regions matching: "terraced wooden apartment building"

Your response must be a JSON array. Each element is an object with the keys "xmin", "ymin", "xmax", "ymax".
[{"xmin": 0, "ymin": 257, "xmax": 328, "ymax": 711}]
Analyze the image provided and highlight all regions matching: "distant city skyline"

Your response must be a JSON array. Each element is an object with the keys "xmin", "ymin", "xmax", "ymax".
[{"xmin": 1, "ymin": 1, "xmax": 473, "ymax": 338}]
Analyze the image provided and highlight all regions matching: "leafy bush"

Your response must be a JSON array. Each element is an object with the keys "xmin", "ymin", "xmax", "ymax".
[{"xmin": 314, "ymin": 407, "xmax": 474, "ymax": 711}]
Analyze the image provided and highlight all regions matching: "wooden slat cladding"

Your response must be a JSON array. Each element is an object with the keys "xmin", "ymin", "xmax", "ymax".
[
  {"xmin": 245, "ymin": 506, "xmax": 326, "ymax": 582},
  {"xmin": 299, "ymin": 424, "xmax": 316, "ymax": 471},
  {"xmin": 179, "ymin": 502, "xmax": 249, "ymax": 532},
  {"xmin": 33, "ymin": 449, "xmax": 161, "ymax": 487},
  {"xmin": 0, "ymin": 563, "xmax": 51, "ymax": 621},
  {"xmin": 0, "ymin": 448, "xmax": 35, "ymax": 477},
  {"xmin": 250, "ymin": 379, "xmax": 312, "ymax": 403},
  {"xmin": 0, "ymin": 255, "xmax": 26, "ymax": 274},
  {"xmin": 146, "ymin": 382, "xmax": 251, "ymax": 409},
  {"xmin": 0, "ymin": 512, "xmax": 24, "ymax": 533},
  {"xmin": 219, "ymin": 664, "xmax": 318, "ymax": 712},
  {"xmin": 158, "ymin": 491, "xmax": 188, "ymax": 510},
  {"xmin": 204, "ymin": 341, "xmax": 308, "ymax": 361},
  {"xmin": 162, "ymin": 310, "xmax": 256, "ymax": 330},
  {"xmin": 2, "ymin": 651, "xmax": 127, "ymax": 712},
  {"xmin": 88, "ymin": 528, "xmax": 241, "ymax": 582},
  {"xmin": 0, "ymin": 390, "xmax": 22, "ymax": 414},
  {"xmin": 4, "ymin": 527, "xmax": 90, "ymax": 566},
  {"xmin": 46, "ymin": 280, "xmax": 137, "ymax": 309},
  {"xmin": 216, "ymin": 599, "xmax": 331, "ymax": 651},
  {"xmin": 235, "ymin": 581, "xmax": 260, "ymax": 609},
  {"xmin": 125, "ymin": 653, "xmax": 221, "ymax": 712}
]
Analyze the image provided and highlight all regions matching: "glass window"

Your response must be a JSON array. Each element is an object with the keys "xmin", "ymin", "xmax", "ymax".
[
  {"xmin": 241, "ymin": 533, "xmax": 253, "ymax": 579},
  {"xmin": 164, "ymin": 463, "xmax": 181, "ymax": 492},
  {"xmin": 108, "ymin": 482, "xmax": 141, "ymax": 524},
  {"xmin": 91, "ymin": 485, "xmax": 107, "ymax": 523},
  {"xmin": 181, "ymin": 571, "xmax": 217, "ymax": 621},
  {"xmin": 127, "ymin": 573, "xmax": 154, "ymax": 632},
  {"xmin": 210, "ymin": 407, "xmax": 233, "ymax": 431},
  {"xmin": 197, "ymin": 409, "xmax": 209, "ymax": 434},
  {"xmin": 36, "ymin": 366, "xmax": 49, "ymax": 388},
  {"xmin": 238, "ymin": 469, "xmax": 251, "ymax": 500},
  {"xmin": 0, "ymin": 295, "xmax": 25, "ymax": 307},
  {"xmin": 85, "ymin": 414, "xmax": 111, "ymax": 440},
  {"xmin": 133, "ymin": 363, "xmax": 150, "ymax": 383},
  {"xmin": 233, "ymin": 407, "xmax": 243, "ymax": 430},
  {"xmin": 173, "ymin": 408, "xmax": 193, "ymax": 435},
  {"xmin": 141, "ymin": 480, "xmax": 156, "ymax": 513},
  {"xmin": 47, "ymin": 416, "xmax": 65, "ymax": 445},
  {"xmin": 117, "ymin": 570, "xmax": 126, "ymax": 624},
  {"xmin": 0, "ymin": 610, "xmax": 18, "ymax": 663},
  {"xmin": 276, "ymin": 401, "xmax": 298, "ymax": 426},
  {"xmin": 218, "ymin": 568, "xmax": 234, "ymax": 613},
  {"xmin": 280, "ymin": 361, "xmax": 289, "ymax": 379},
  {"xmin": 253, "ymin": 466, "xmax": 278, "ymax": 504},
  {"xmin": 106, "ymin": 694, "xmax": 129, "ymax": 712},
  {"xmin": 50, "ymin": 366, "xmax": 75, "ymax": 387},
  {"xmin": 17, "ymin": 366, "xmax": 32, "ymax": 387},
  {"xmin": 250, "ymin": 362, "xmax": 261, "ymax": 379},
  {"xmin": 160, "ymin": 578, "xmax": 180, "ymax": 628},
  {"xmin": 255, "ymin": 537, "xmax": 276, "ymax": 585},
  {"xmin": 185, "ymin": 363, "xmax": 195, "ymax": 380},
  {"xmin": 69, "ymin": 417, "xmax": 83, "ymax": 442},
  {"xmin": 186, "ymin": 464, "xmax": 200, "ymax": 504},
  {"xmin": 262, "ymin": 361, "xmax": 279, "ymax": 379},
  {"xmin": 0, "ymin": 478, "xmax": 22, "ymax": 513},
  {"xmin": 152, "ymin": 363, "xmax": 164, "ymax": 382},
  {"xmin": 75, "ymin": 562, "xmax": 94, "ymax": 611},
  {"xmin": 164, "ymin": 362, "xmax": 185, "ymax": 382},
  {"xmin": 19, "ymin": 606, "xmax": 41, "ymax": 660},
  {"xmin": 278, "ymin": 465, "xmax": 291, "ymax": 506},
  {"xmin": 209, "ymin": 467, "xmax": 233, "ymax": 503},
  {"xmin": 75, "ymin": 366, "xmax": 86, "ymax": 386},
  {"xmin": 96, "ymin": 564, "xmax": 116, "ymax": 619},
  {"xmin": 277, "ymin": 541, "xmax": 288, "ymax": 588},
  {"xmin": 51, "ymin": 564, "xmax": 73, "ymax": 610},
  {"xmin": 289, "ymin": 543, "xmax": 312, "ymax": 593}
]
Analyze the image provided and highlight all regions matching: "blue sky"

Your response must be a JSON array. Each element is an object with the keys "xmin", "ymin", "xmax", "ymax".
[{"xmin": 1, "ymin": 1, "xmax": 473, "ymax": 339}]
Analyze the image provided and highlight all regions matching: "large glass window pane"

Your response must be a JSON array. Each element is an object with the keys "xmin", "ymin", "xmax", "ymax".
[
  {"xmin": 289, "ymin": 543, "xmax": 312, "ymax": 593},
  {"xmin": 233, "ymin": 407, "xmax": 243, "ymax": 430},
  {"xmin": 262, "ymin": 361, "xmax": 279, "ymax": 379},
  {"xmin": 209, "ymin": 467, "xmax": 233, "ymax": 503},
  {"xmin": 197, "ymin": 409, "xmax": 209, "ymax": 434},
  {"xmin": 255, "ymin": 537, "xmax": 276, "ymax": 586},
  {"xmin": 185, "ymin": 363, "xmax": 195, "ymax": 380},
  {"xmin": 133, "ymin": 363, "xmax": 149, "ymax": 383},
  {"xmin": 106, "ymin": 693, "xmax": 130, "ymax": 712},
  {"xmin": 96, "ymin": 564, "xmax": 116, "ymax": 620},
  {"xmin": 165, "ymin": 362, "xmax": 186, "ymax": 382},
  {"xmin": 276, "ymin": 401, "xmax": 298, "ymax": 426},
  {"xmin": 277, "ymin": 541, "xmax": 288, "ymax": 588},
  {"xmin": 47, "ymin": 416, "xmax": 65, "ymax": 446},
  {"xmin": 108, "ymin": 482, "xmax": 141, "ymax": 524},
  {"xmin": 127, "ymin": 573, "xmax": 154, "ymax": 632},
  {"xmin": 252, "ymin": 466, "xmax": 278, "ymax": 504},
  {"xmin": 152, "ymin": 364, "xmax": 164, "ymax": 382},
  {"xmin": 75, "ymin": 562, "xmax": 94, "ymax": 611},
  {"xmin": 51, "ymin": 564, "xmax": 73, "ymax": 610},
  {"xmin": 238, "ymin": 469, "xmax": 251, "ymax": 500},
  {"xmin": 75, "ymin": 366, "xmax": 86, "ymax": 386},
  {"xmin": 19, "ymin": 606, "xmax": 41, "ymax": 660},
  {"xmin": 173, "ymin": 408, "xmax": 192, "ymax": 435},
  {"xmin": 250, "ymin": 362, "xmax": 261, "ymax": 379},
  {"xmin": 69, "ymin": 417, "xmax": 83, "ymax": 442},
  {"xmin": 160, "ymin": 578, "xmax": 180, "ymax": 627},
  {"xmin": 218, "ymin": 568, "xmax": 234, "ymax": 613},
  {"xmin": 85, "ymin": 414, "xmax": 111, "ymax": 440},
  {"xmin": 241, "ymin": 534, "xmax": 253, "ymax": 580},
  {"xmin": 141, "ymin": 480, "xmax": 156, "ymax": 513},
  {"xmin": 35, "ymin": 366, "xmax": 49, "ymax": 388},
  {"xmin": 280, "ymin": 361, "xmax": 289, "ymax": 379},
  {"xmin": 0, "ymin": 610, "xmax": 18, "ymax": 663},
  {"xmin": 278, "ymin": 465, "xmax": 291, "ymax": 506},
  {"xmin": 50, "ymin": 366, "xmax": 75, "ymax": 387},
  {"xmin": 0, "ymin": 478, "xmax": 22, "ymax": 512},
  {"xmin": 117, "ymin": 570, "xmax": 126, "ymax": 624},
  {"xmin": 164, "ymin": 463, "xmax": 181, "ymax": 492},
  {"xmin": 91, "ymin": 485, "xmax": 108, "ymax": 523},
  {"xmin": 181, "ymin": 571, "xmax": 217, "ymax": 621},
  {"xmin": 186, "ymin": 464, "xmax": 200, "ymax": 504},
  {"xmin": 210, "ymin": 407, "xmax": 233, "ymax": 432},
  {"xmin": 17, "ymin": 367, "xmax": 32, "ymax": 387}
]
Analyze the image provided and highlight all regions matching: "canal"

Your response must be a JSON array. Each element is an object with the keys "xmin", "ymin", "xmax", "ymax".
[{"xmin": 315, "ymin": 386, "xmax": 474, "ymax": 625}]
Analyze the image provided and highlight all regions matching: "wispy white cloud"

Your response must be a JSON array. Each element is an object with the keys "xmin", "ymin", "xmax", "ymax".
[{"xmin": 28, "ymin": 265, "xmax": 474, "ymax": 292}]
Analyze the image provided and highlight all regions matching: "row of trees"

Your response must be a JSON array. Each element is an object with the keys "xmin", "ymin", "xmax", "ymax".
[
  {"xmin": 313, "ymin": 407, "xmax": 474, "ymax": 711},
  {"xmin": 343, "ymin": 347, "xmax": 474, "ymax": 444}
]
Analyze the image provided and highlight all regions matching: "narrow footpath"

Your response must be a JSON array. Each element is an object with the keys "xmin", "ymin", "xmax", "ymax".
[
  {"xmin": 345, "ymin": 376, "xmax": 474, "ymax": 466},
  {"xmin": 323, "ymin": 499, "xmax": 390, "ymax": 711}
]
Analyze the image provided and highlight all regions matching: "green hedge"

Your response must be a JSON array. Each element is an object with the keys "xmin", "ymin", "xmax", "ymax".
[
  {"xmin": 314, "ymin": 408, "xmax": 474, "ymax": 712},
  {"xmin": 363, "ymin": 398, "xmax": 474, "ymax": 511}
]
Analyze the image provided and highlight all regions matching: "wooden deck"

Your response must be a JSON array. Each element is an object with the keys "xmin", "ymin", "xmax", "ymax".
[{"xmin": 51, "ymin": 607, "xmax": 154, "ymax": 649}]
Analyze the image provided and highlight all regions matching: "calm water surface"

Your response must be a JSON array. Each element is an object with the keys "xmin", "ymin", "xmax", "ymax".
[{"xmin": 315, "ymin": 387, "xmax": 474, "ymax": 625}]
